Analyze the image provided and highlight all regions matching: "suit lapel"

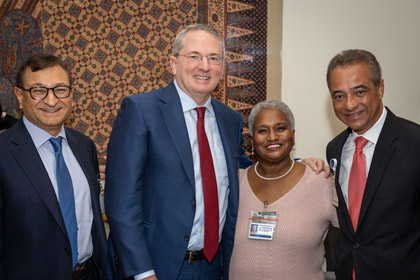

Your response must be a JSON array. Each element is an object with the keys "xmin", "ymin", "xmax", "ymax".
[
  {"xmin": 66, "ymin": 128, "xmax": 100, "ymax": 213},
  {"xmin": 357, "ymin": 109, "xmax": 398, "ymax": 228},
  {"xmin": 10, "ymin": 121, "xmax": 68, "ymax": 236},
  {"xmin": 212, "ymin": 99, "xmax": 241, "ymax": 221},
  {"xmin": 332, "ymin": 128, "xmax": 357, "ymax": 236},
  {"xmin": 66, "ymin": 128, "xmax": 104, "ymax": 248},
  {"xmin": 212, "ymin": 100, "xmax": 238, "ymax": 184},
  {"xmin": 159, "ymin": 83, "xmax": 195, "ymax": 191},
  {"xmin": 66, "ymin": 129, "xmax": 98, "ymax": 197}
]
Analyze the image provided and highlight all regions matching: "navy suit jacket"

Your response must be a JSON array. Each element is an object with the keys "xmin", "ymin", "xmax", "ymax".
[
  {"xmin": 326, "ymin": 108, "xmax": 420, "ymax": 280},
  {"xmin": 0, "ymin": 120, "xmax": 107, "ymax": 280},
  {"xmin": 105, "ymin": 82, "xmax": 252, "ymax": 279}
]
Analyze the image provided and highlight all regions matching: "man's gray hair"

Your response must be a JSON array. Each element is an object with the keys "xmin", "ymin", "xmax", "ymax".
[{"xmin": 172, "ymin": 24, "xmax": 225, "ymax": 58}]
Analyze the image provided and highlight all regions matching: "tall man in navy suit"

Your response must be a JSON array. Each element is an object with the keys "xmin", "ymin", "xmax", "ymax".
[
  {"xmin": 0, "ymin": 54, "xmax": 107, "ymax": 280},
  {"xmin": 326, "ymin": 49, "xmax": 420, "ymax": 279},
  {"xmin": 105, "ymin": 24, "xmax": 253, "ymax": 280}
]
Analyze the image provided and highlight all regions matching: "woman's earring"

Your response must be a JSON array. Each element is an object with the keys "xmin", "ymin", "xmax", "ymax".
[{"xmin": 252, "ymin": 146, "xmax": 254, "ymax": 155}]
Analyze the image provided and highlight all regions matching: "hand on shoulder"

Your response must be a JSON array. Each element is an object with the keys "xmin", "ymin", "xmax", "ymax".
[{"xmin": 301, "ymin": 157, "xmax": 332, "ymax": 178}]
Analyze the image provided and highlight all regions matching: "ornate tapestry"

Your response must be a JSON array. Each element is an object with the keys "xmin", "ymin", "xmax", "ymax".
[{"xmin": 0, "ymin": 0, "xmax": 267, "ymax": 156}]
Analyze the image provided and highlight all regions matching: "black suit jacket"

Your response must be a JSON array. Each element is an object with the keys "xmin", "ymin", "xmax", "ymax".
[
  {"xmin": 327, "ymin": 108, "xmax": 420, "ymax": 280},
  {"xmin": 0, "ymin": 119, "xmax": 107, "ymax": 280}
]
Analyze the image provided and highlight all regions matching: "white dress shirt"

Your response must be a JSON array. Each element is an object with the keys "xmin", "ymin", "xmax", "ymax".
[
  {"xmin": 23, "ymin": 116, "xmax": 94, "ymax": 264},
  {"xmin": 338, "ymin": 107, "xmax": 387, "ymax": 207}
]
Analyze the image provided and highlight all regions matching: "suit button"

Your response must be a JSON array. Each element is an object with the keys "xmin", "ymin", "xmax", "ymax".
[
  {"xmin": 64, "ymin": 248, "xmax": 71, "ymax": 254},
  {"xmin": 184, "ymin": 235, "xmax": 190, "ymax": 241},
  {"xmin": 190, "ymin": 200, "xmax": 196, "ymax": 206},
  {"xmin": 353, "ymin": 242, "xmax": 360, "ymax": 250}
]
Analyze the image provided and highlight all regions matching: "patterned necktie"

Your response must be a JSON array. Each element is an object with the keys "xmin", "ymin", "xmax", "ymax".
[
  {"xmin": 195, "ymin": 107, "xmax": 219, "ymax": 263},
  {"xmin": 49, "ymin": 137, "xmax": 78, "ymax": 267}
]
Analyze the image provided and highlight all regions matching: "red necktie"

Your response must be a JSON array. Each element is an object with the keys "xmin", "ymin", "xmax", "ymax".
[
  {"xmin": 348, "ymin": 136, "xmax": 369, "ymax": 231},
  {"xmin": 348, "ymin": 136, "xmax": 368, "ymax": 280},
  {"xmin": 195, "ymin": 107, "xmax": 219, "ymax": 263}
]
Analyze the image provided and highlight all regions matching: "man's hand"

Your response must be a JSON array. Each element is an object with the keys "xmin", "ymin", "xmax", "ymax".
[
  {"xmin": 302, "ymin": 158, "xmax": 331, "ymax": 178},
  {"xmin": 143, "ymin": 276, "xmax": 157, "ymax": 280}
]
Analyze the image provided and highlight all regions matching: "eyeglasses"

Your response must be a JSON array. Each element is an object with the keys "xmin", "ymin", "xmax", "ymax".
[
  {"xmin": 177, "ymin": 54, "xmax": 223, "ymax": 65},
  {"xmin": 19, "ymin": 86, "xmax": 72, "ymax": 100}
]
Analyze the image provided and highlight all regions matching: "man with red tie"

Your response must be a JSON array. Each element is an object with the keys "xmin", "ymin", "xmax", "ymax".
[
  {"xmin": 326, "ymin": 49, "xmax": 420, "ymax": 280},
  {"xmin": 105, "ymin": 24, "xmax": 253, "ymax": 280}
]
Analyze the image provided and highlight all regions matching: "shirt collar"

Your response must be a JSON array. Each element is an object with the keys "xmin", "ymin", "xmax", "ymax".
[
  {"xmin": 23, "ymin": 116, "xmax": 67, "ymax": 149},
  {"xmin": 174, "ymin": 80, "xmax": 214, "ymax": 116},
  {"xmin": 352, "ymin": 106, "xmax": 387, "ymax": 145}
]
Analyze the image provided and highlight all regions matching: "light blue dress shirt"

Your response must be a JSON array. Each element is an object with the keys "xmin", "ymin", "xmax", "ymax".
[{"xmin": 23, "ymin": 116, "xmax": 94, "ymax": 264}]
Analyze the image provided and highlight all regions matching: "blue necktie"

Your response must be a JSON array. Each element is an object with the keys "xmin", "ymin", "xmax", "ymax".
[{"xmin": 49, "ymin": 137, "xmax": 78, "ymax": 267}]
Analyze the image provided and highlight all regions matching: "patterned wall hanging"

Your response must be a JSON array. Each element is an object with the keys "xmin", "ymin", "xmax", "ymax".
[{"xmin": 0, "ymin": 0, "xmax": 267, "ymax": 156}]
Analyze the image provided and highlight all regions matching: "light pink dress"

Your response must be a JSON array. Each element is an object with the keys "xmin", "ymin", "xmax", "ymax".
[{"xmin": 229, "ymin": 165, "xmax": 339, "ymax": 280}]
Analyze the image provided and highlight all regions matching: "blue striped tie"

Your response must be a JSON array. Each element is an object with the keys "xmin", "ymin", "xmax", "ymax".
[{"xmin": 49, "ymin": 137, "xmax": 78, "ymax": 267}]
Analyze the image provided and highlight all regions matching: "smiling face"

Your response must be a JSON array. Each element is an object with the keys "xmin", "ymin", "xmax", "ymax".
[
  {"xmin": 169, "ymin": 30, "xmax": 223, "ymax": 105},
  {"xmin": 15, "ymin": 65, "xmax": 73, "ymax": 136},
  {"xmin": 329, "ymin": 63, "xmax": 384, "ymax": 134},
  {"xmin": 252, "ymin": 108, "xmax": 295, "ymax": 164}
]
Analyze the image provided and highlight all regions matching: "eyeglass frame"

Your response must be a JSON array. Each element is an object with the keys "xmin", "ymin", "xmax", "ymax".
[
  {"xmin": 177, "ymin": 53, "xmax": 224, "ymax": 65},
  {"xmin": 18, "ymin": 85, "xmax": 72, "ymax": 101}
]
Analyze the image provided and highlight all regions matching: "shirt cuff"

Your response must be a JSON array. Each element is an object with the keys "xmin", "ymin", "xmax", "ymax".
[{"xmin": 134, "ymin": 269, "xmax": 155, "ymax": 280}]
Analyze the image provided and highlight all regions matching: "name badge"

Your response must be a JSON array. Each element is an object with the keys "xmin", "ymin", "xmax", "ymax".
[{"xmin": 248, "ymin": 211, "xmax": 278, "ymax": 241}]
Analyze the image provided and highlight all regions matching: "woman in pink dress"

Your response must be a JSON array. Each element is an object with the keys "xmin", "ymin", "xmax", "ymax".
[{"xmin": 229, "ymin": 100, "xmax": 339, "ymax": 280}]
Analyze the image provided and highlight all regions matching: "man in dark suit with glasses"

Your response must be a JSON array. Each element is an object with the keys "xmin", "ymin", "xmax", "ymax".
[{"xmin": 0, "ymin": 53, "xmax": 107, "ymax": 280}]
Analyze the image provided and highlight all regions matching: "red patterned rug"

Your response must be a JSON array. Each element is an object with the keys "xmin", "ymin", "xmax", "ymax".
[{"xmin": 0, "ymin": 0, "xmax": 267, "ymax": 156}]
